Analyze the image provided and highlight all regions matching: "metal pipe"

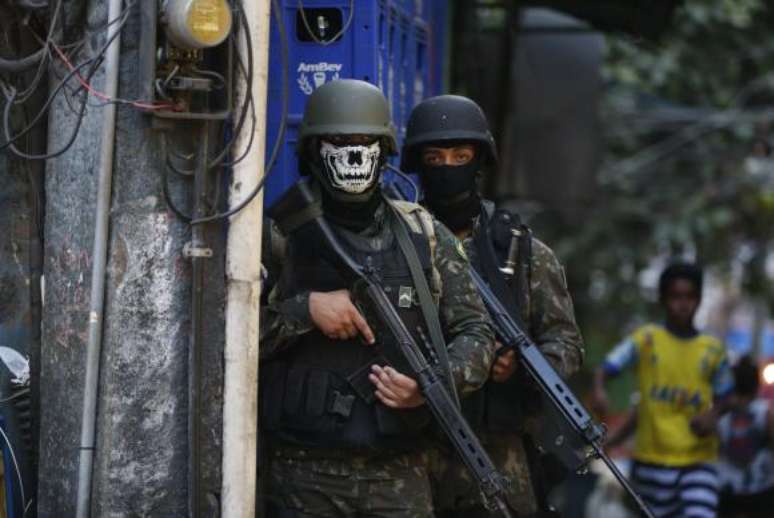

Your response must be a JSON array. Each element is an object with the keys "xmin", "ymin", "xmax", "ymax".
[
  {"xmin": 188, "ymin": 122, "xmax": 209, "ymax": 518},
  {"xmin": 75, "ymin": 0, "xmax": 124, "ymax": 516},
  {"xmin": 221, "ymin": 0, "xmax": 270, "ymax": 516}
]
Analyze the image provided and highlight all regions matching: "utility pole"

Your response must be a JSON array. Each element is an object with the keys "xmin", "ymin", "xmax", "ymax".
[
  {"xmin": 221, "ymin": 0, "xmax": 270, "ymax": 514},
  {"xmin": 40, "ymin": 1, "xmax": 227, "ymax": 515}
]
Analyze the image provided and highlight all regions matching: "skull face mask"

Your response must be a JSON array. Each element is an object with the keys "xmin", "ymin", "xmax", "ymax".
[{"xmin": 319, "ymin": 140, "xmax": 381, "ymax": 194}]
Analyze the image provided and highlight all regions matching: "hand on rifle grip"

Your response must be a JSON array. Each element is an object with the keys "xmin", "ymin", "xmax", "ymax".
[
  {"xmin": 491, "ymin": 341, "xmax": 518, "ymax": 383},
  {"xmin": 369, "ymin": 365, "xmax": 424, "ymax": 409},
  {"xmin": 309, "ymin": 290, "xmax": 375, "ymax": 344}
]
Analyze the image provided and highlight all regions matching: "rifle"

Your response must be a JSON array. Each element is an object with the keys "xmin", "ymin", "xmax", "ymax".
[
  {"xmin": 469, "ymin": 268, "xmax": 655, "ymax": 518},
  {"xmin": 269, "ymin": 181, "xmax": 514, "ymax": 517}
]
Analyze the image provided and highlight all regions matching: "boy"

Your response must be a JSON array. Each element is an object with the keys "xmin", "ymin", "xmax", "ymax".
[{"xmin": 592, "ymin": 262, "xmax": 733, "ymax": 518}]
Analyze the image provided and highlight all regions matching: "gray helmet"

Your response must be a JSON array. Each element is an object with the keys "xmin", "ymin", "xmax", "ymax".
[
  {"xmin": 298, "ymin": 79, "xmax": 398, "ymax": 156},
  {"xmin": 401, "ymin": 95, "xmax": 497, "ymax": 172}
]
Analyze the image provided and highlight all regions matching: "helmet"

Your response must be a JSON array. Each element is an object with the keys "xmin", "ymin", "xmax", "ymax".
[
  {"xmin": 298, "ymin": 79, "xmax": 398, "ymax": 156},
  {"xmin": 401, "ymin": 95, "xmax": 497, "ymax": 172}
]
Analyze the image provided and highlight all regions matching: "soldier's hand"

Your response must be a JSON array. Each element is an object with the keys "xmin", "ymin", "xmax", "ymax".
[
  {"xmin": 309, "ymin": 290, "xmax": 375, "ymax": 343},
  {"xmin": 369, "ymin": 365, "xmax": 425, "ymax": 409},
  {"xmin": 491, "ymin": 341, "xmax": 517, "ymax": 383}
]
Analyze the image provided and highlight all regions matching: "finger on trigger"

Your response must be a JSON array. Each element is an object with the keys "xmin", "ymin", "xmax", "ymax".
[
  {"xmin": 353, "ymin": 310, "xmax": 375, "ymax": 344},
  {"xmin": 344, "ymin": 323, "xmax": 357, "ymax": 339}
]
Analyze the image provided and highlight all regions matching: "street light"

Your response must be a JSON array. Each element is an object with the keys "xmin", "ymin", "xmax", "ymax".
[{"xmin": 762, "ymin": 362, "xmax": 774, "ymax": 385}]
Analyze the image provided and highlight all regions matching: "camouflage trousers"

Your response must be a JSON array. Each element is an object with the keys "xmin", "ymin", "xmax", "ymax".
[
  {"xmin": 429, "ymin": 432, "xmax": 537, "ymax": 517},
  {"xmin": 266, "ymin": 446, "xmax": 435, "ymax": 517}
]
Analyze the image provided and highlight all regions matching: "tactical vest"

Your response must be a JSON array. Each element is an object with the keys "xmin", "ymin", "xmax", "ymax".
[
  {"xmin": 462, "ymin": 203, "xmax": 540, "ymax": 433},
  {"xmin": 261, "ymin": 209, "xmax": 436, "ymax": 451}
]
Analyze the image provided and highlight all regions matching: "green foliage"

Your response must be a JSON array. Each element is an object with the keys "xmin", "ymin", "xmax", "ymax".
[{"xmin": 536, "ymin": 0, "xmax": 774, "ymax": 378}]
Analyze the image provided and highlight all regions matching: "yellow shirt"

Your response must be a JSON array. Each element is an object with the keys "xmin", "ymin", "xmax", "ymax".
[{"xmin": 606, "ymin": 324, "xmax": 730, "ymax": 466}]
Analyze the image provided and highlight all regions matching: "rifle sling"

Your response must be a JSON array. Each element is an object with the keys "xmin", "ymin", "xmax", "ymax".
[{"xmin": 388, "ymin": 203, "xmax": 461, "ymax": 407}]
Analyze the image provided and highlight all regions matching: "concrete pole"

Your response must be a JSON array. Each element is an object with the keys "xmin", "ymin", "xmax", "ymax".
[
  {"xmin": 221, "ymin": 0, "xmax": 271, "ymax": 517},
  {"xmin": 40, "ymin": 1, "xmax": 225, "ymax": 515}
]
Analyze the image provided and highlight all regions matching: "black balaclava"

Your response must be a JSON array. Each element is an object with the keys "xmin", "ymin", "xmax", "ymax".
[
  {"xmin": 312, "ymin": 138, "xmax": 385, "ymax": 232},
  {"xmin": 421, "ymin": 156, "xmax": 481, "ymax": 233}
]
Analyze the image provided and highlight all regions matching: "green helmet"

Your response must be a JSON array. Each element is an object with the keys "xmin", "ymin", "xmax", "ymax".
[
  {"xmin": 298, "ymin": 79, "xmax": 397, "ymax": 203},
  {"xmin": 298, "ymin": 79, "xmax": 398, "ymax": 155}
]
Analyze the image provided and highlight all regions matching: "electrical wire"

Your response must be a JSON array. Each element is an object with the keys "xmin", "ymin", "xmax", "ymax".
[
  {"xmin": 189, "ymin": 0, "xmax": 288, "ymax": 225},
  {"xmin": 219, "ymin": 51, "xmax": 256, "ymax": 168},
  {"xmin": 167, "ymin": 154, "xmax": 195, "ymax": 177},
  {"xmin": 0, "ymin": 389, "xmax": 30, "ymax": 405},
  {"xmin": 0, "ymin": 55, "xmax": 96, "ymax": 152},
  {"xmin": 1, "ymin": 0, "xmax": 168, "ymax": 160},
  {"xmin": 51, "ymin": 41, "xmax": 175, "ymax": 110},
  {"xmin": 1, "ymin": 14, "xmax": 120, "ymax": 160},
  {"xmin": 2, "ymin": 75, "xmax": 89, "ymax": 160},
  {"xmin": 12, "ymin": 0, "xmax": 63, "ymax": 104},
  {"xmin": 161, "ymin": 133, "xmax": 193, "ymax": 221},
  {"xmin": 0, "ymin": 424, "xmax": 27, "ymax": 516},
  {"xmin": 205, "ymin": 3, "xmax": 255, "ymax": 170},
  {"xmin": 16, "ymin": 0, "xmax": 49, "ymax": 9},
  {"xmin": 191, "ymin": 66, "xmax": 226, "ymax": 91},
  {"xmin": 297, "ymin": 0, "xmax": 355, "ymax": 46},
  {"xmin": 602, "ymin": 73, "xmax": 774, "ymax": 180},
  {"xmin": 0, "ymin": 48, "xmax": 46, "ymax": 74},
  {"xmin": 0, "ymin": 1, "xmax": 131, "ymax": 156}
]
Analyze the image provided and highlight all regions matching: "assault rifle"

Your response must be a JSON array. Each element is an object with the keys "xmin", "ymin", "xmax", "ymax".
[
  {"xmin": 270, "ymin": 181, "xmax": 514, "ymax": 517},
  {"xmin": 469, "ymin": 268, "xmax": 656, "ymax": 518}
]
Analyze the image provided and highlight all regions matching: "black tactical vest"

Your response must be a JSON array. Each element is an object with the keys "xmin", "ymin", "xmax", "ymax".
[
  {"xmin": 261, "ymin": 215, "xmax": 435, "ymax": 451},
  {"xmin": 462, "ymin": 204, "xmax": 542, "ymax": 433}
]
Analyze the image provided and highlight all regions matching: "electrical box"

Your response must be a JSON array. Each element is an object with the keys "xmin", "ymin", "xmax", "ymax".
[
  {"xmin": 138, "ymin": 0, "xmax": 236, "ymax": 119},
  {"xmin": 264, "ymin": 0, "xmax": 447, "ymax": 208}
]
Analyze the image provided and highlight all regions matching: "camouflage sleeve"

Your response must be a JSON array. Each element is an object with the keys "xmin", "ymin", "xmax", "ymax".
[
  {"xmin": 528, "ymin": 239, "xmax": 585, "ymax": 379},
  {"xmin": 259, "ymin": 222, "xmax": 315, "ymax": 360},
  {"xmin": 261, "ymin": 218, "xmax": 286, "ymax": 301},
  {"xmin": 432, "ymin": 220, "xmax": 496, "ymax": 395}
]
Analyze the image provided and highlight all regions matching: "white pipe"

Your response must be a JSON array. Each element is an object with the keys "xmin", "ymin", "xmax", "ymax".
[
  {"xmin": 76, "ymin": 0, "xmax": 124, "ymax": 516},
  {"xmin": 221, "ymin": 0, "xmax": 270, "ymax": 516}
]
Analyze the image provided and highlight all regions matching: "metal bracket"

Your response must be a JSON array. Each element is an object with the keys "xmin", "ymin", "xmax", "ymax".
[{"xmin": 183, "ymin": 242, "xmax": 213, "ymax": 258}]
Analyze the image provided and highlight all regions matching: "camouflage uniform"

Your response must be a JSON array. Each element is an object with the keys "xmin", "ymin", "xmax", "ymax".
[
  {"xmin": 431, "ymin": 204, "xmax": 585, "ymax": 517},
  {"xmin": 260, "ymin": 201, "xmax": 495, "ymax": 517}
]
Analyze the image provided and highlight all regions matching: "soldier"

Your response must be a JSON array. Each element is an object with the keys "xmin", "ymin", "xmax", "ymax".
[
  {"xmin": 259, "ymin": 80, "xmax": 496, "ymax": 517},
  {"xmin": 402, "ymin": 95, "xmax": 585, "ymax": 517}
]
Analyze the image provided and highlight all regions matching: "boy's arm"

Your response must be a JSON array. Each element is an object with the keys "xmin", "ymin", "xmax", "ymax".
[
  {"xmin": 690, "ymin": 354, "xmax": 735, "ymax": 437},
  {"xmin": 605, "ymin": 404, "xmax": 638, "ymax": 449},
  {"xmin": 591, "ymin": 336, "xmax": 639, "ymax": 415}
]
